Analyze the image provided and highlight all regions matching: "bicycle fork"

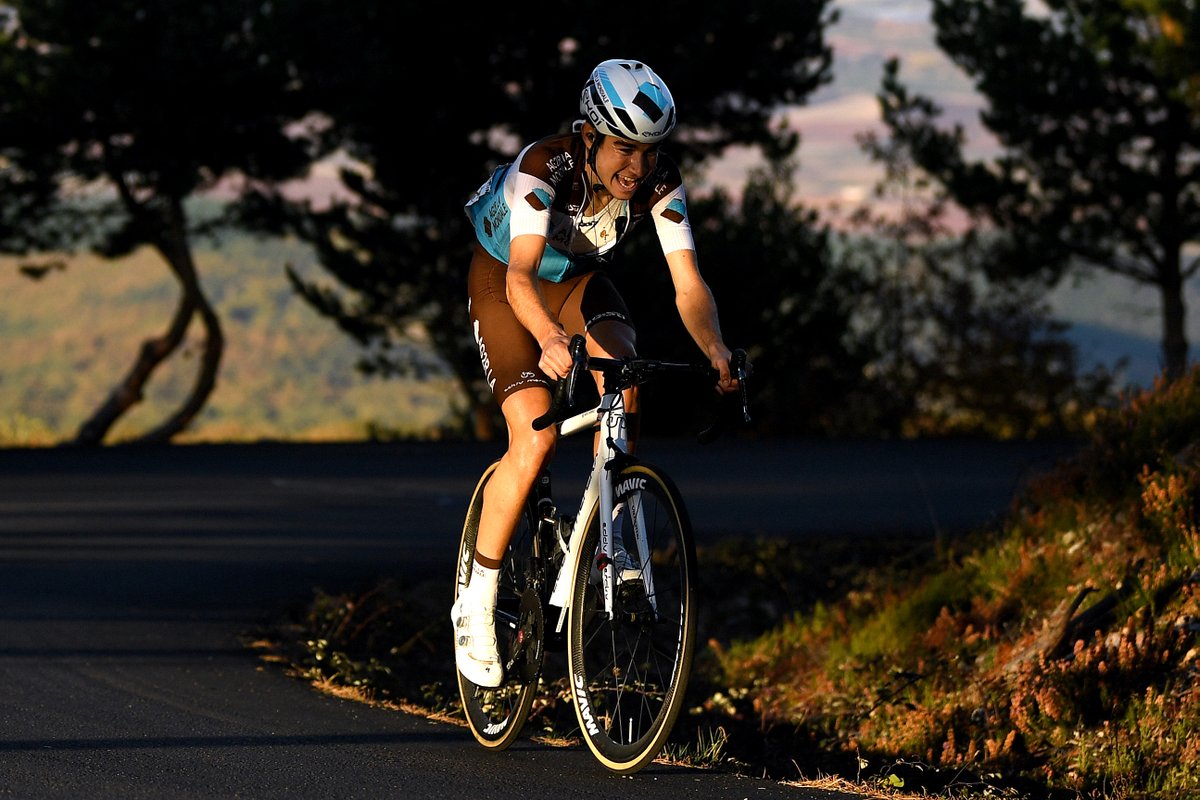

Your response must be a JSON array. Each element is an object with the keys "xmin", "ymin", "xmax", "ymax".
[{"xmin": 548, "ymin": 392, "xmax": 658, "ymax": 633}]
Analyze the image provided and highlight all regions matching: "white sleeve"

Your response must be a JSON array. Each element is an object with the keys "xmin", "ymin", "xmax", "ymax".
[
  {"xmin": 651, "ymin": 184, "xmax": 695, "ymax": 256},
  {"xmin": 507, "ymin": 167, "xmax": 555, "ymax": 241}
]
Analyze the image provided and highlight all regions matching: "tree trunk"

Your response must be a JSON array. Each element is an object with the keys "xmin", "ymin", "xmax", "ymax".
[
  {"xmin": 132, "ymin": 291, "xmax": 223, "ymax": 444},
  {"xmin": 73, "ymin": 281, "xmax": 197, "ymax": 446},
  {"xmin": 1157, "ymin": 119, "xmax": 1189, "ymax": 384},
  {"xmin": 73, "ymin": 196, "xmax": 223, "ymax": 446},
  {"xmin": 1159, "ymin": 255, "xmax": 1188, "ymax": 383},
  {"xmin": 132, "ymin": 199, "xmax": 224, "ymax": 444}
]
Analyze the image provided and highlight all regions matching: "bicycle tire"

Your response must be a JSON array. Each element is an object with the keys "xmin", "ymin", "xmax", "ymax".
[
  {"xmin": 454, "ymin": 460, "xmax": 542, "ymax": 750},
  {"xmin": 566, "ymin": 462, "xmax": 698, "ymax": 773}
]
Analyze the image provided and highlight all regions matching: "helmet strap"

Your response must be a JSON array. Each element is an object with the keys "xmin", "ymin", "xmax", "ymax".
[{"xmin": 585, "ymin": 131, "xmax": 604, "ymax": 191}]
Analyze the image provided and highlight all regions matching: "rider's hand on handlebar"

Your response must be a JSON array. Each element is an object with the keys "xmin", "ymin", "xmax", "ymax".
[
  {"xmin": 538, "ymin": 329, "xmax": 575, "ymax": 379},
  {"xmin": 709, "ymin": 344, "xmax": 738, "ymax": 394}
]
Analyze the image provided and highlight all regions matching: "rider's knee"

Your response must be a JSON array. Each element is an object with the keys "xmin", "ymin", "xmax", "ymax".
[
  {"xmin": 587, "ymin": 320, "xmax": 636, "ymax": 360},
  {"xmin": 508, "ymin": 425, "xmax": 557, "ymax": 473}
]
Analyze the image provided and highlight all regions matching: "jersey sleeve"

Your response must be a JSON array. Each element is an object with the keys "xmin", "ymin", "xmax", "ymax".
[
  {"xmin": 651, "ymin": 183, "xmax": 695, "ymax": 256},
  {"xmin": 507, "ymin": 151, "xmax": 556, "ymax": 241}
]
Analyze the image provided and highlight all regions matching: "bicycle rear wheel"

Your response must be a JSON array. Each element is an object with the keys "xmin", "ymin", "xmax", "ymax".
[
  {"xmin": 566, "ymin": 462, "xmax": 698, "ymax": 773},
  {"xmin": 455, "ymin": 460, "xmax": 542, "ymax": 750}
]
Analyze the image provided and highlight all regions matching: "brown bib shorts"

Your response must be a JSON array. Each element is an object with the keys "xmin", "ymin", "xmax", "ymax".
[{"xmin": 467, "ymin": 244, "xmax": 633, "ymax": 406}]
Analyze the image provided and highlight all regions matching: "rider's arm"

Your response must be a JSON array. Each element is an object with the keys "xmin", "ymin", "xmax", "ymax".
[
  {"xmin": 503, "ymin": 142, "xmax": 576, "ymax": 379},
  {"xmin": 665, "ymin": 247, "xmax": 736, "ymax": 392},
  {"xmin": 648, "ymin": 175, "xmax": 735, "ymax": 391},
  {"xmin": 506, "ymin": 233, "xmax": 574, "ymax": 379}
]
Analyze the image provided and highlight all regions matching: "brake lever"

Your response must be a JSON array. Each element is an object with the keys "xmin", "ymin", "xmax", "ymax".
[
  {"xmin": 732, "ymin": 348, "xmax": 751, "ymax": 424},
  {"xmin": 531, "ymin": 334, "xmax": 588, "ymax": 431},
  {"xmin": 696, "ymin": 348, "xmax": 752, "ymax": 444}
]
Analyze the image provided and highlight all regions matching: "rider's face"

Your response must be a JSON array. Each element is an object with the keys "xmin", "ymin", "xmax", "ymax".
[{"xmin": 591, "ymin": 133, "xmax": 659, "ymax": 200}]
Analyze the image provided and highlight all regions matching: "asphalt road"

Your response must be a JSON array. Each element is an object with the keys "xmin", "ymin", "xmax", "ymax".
[{"xmin": 0, "ymin": 438, "xmax": 1078, "ymax": 799}]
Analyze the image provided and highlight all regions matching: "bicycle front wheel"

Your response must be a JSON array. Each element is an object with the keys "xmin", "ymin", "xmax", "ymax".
[
  {"xmin": 454, "ymin": 460, "xmax": 541, "ymax": 750},
  {"xmin": 566, "ymin": 462, "xmax": 698, "ymax": 773}
]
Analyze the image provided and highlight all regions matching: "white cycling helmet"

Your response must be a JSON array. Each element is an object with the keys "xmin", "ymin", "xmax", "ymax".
[{"xmin": 580, "ymin": 59, "xmax": 676, "ymax": 143}]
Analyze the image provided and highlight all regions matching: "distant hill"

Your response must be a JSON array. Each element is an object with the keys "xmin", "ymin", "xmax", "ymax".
[
  {"xmin": 0, "ymin": 231, "xmax": 462, "ymax": 446},
  {"xmin": 1065, "ymin": 321, "xmax": 1166, "ymax": 391},
  {"xmin": 1062, "ymin": 321, "xmax": 1163, "ymax": 388},
  {"xmin": 1048, "ymin": 269, "xmax": 1200, "ymax": 390}
]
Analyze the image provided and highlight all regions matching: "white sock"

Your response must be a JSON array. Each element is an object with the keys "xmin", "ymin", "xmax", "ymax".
[{"xmin": 467, "ymin": 561, "xmax": 499, "ymax": 611}]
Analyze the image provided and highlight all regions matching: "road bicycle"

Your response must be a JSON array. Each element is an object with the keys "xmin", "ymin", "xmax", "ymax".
[{"xmin": 453, "ymin": 334, "xmax": 751, "ymax": 773}]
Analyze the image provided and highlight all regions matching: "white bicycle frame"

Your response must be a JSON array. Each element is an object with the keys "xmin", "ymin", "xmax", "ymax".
[{"xmin": 546, "ymin": 386, "xmax": 657, "ymax": 634}]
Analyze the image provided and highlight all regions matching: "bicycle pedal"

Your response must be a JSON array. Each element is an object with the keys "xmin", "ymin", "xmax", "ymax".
[{"xmin": 616, "ymin": 579, "xmax": 654, "ymax": 619}]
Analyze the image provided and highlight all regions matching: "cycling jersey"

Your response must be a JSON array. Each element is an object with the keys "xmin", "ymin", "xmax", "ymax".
[{"xmin": 464, "ymin": 132, "xmax": 695, "ymax": 282}]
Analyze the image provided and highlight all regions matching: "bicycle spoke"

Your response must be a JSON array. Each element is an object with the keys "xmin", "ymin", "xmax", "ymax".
[{"xmin": 568, "ymin": 464, "xmax": 697, "ymax": 772}]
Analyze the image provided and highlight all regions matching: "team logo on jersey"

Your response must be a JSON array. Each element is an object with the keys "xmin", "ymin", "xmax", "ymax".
[
  {"xmin": 547, "ymin": 153, "xmax": 574, "ymax": 184},
  {"xmin": 661, "ymin": 198, "xmax": 687, "ymax": 224},
  {"xmin": 524, "ymin": 188, "xmax": 552, "ymax": 212},
  {"xmin": 548, "ymin": 218, "xmax": 573, "ymax": 248},
  {"xmin": 485, "ymin": 202, "xmax": 508, "ymax": 237}
]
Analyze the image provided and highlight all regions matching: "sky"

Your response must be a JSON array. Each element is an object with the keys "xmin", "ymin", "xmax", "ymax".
[
  {"xmin": 700, "ymin": 0, "xmax": 1195, "ymax": 388},
  {"xmin": 702, "ymin": 0, "xmax": 994, "ymax": 208}
]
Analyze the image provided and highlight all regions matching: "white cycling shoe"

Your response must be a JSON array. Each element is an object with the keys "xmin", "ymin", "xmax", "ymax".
[
  {"xmin": 591, "ymin": 538, "xmax": 644, "ymax": 586},
  {"xmin": 613, "ymin": 538, "xmax": 644, "ymax": 583},
  {"xmin": 451, "ymin": 595, "xmax": 503, "ymax": 688}
]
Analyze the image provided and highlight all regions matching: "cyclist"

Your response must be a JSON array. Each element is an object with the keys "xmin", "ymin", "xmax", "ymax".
[{"xmin": 454, "ymin": 58, "xmax": 739, "ymax": 687}]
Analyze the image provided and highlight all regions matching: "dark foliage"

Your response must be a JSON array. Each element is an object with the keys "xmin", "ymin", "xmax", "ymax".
[
  {"xmin": 875, "ymin": 0, "xmax": 1200, "ymax": 380},
  {"xmin": 241, "ymin": 0, "xmax": 841, "ymax": 436}
]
